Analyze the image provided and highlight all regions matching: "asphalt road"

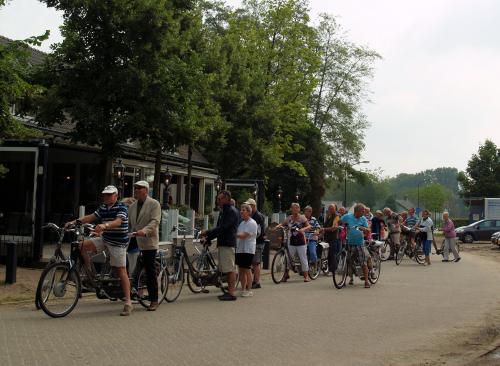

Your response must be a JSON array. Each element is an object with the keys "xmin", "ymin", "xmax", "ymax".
[{"xmin": 1, "ymin": 252, "xmax": 500, "ymax": 366}]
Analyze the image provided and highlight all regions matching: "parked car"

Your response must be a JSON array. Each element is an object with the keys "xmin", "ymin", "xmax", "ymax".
[
  {"xmin": 456, "ymin": 220, "xmax": 500, "ymax": 243},
  {"xmin": 492, "ymin": 231, "xmax": 500, "ymax": 246}
]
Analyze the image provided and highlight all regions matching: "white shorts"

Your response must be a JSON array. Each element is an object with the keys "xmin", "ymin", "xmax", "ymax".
[{"xmin": 89, "ymin": 237, "xmax": 127, "ymax": 268}]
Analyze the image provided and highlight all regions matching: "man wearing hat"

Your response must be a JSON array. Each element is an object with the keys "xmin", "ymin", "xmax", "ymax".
[
  {"xmin": 244, "ymin": 198, "xmax": 266, "ymax": 289},
  {"xmin": 128, "ymin": 180, "xmax": 162, "ymax": 311},
  {"xmin": 66, "ymin": 185, "xmax": 132, "ymax": 316}
]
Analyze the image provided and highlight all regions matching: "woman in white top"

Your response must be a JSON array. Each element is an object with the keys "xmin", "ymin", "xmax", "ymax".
[
  {"xmin": 236, "ymin": 204, "xmax": 258, "ymax": 297},
  {"xmin": 418, "ymin": 209, "xmax": 434, "ymax": 266}
]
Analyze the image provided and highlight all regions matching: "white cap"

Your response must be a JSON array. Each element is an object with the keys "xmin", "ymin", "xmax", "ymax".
[
  {"xmin": 133, "ymin": 180, "xmax": 150, "ymax": 190},
  {"xmin": 244, "ymin": 198, "xmax": 257, "ymax": 206},
  {"xmin": 102, "ymin": 185, "xmax": 118, "ymax": 194}
]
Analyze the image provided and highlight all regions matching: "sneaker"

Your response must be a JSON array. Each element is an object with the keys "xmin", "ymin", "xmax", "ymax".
[
  {"xmin": 251, "ymin": 282, "xmax": 261, "ymax": 289},
  {"xmin": 454, "ymin": 257, "xmax": 461, "ymax": 263},
  {"xmin": 147, "ymin": 301, "xmax": 159, "ymax": 311},
  {"xmin": 120, "ymin": 304, "xmax": 133, "ymax": 316},
  {"xmin": 442, "ymin": 259, "xmax": 450, "ymax": 262},
  {"xmin": 241, "ymin": 290, "xmax": 253, "ymax": 297},
  {"xmin": 218, "ymin": 293, "xmax": 237, "ymax": 301}
]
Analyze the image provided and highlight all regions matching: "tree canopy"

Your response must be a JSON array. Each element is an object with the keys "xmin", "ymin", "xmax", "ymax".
[{"xmin": 458, "ymin": 139, "xmax": 500, "ymax": 198}]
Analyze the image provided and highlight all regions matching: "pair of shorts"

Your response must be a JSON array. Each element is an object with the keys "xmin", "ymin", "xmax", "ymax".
[
  {"xmin": 350, "ymin": 245, "xmax": 370, "ymax": 266},
  {"xmin": 218, "ymin": 246, "xmax": 236, "ymax": 273},
  {"xmin": 252, "ymin": 244, "xmax": 264, "ymax": 264},
  {"xmin": 236, "ymin": 253, "xmax": 254, "ymax": 269},
  {"xmin": 89, "ymin": 237, "xmax": 127, "ymax": 267}
]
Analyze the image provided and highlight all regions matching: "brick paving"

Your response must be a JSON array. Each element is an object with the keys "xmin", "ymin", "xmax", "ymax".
[{"xmin": 1, "ymin": 252, "xmax": 500, "ymax": 366}]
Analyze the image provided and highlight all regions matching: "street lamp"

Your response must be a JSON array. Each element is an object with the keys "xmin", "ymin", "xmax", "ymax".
[
  {"xmin": 253, "ymin": 182, "xmax": 258, "ymax": 198},
  {"xmin": 295, "ymin": 189, "xmax": 300, "ymax": 202},
  {"xmin": 113, "ymin": 158, "xmax": 125, "ymax": 197},
  {"xmin": 215, "ymin": 176, "xmax": 223, "ymax": 192},
  {"xmin": 277, "ymin": 186, "xmax": 283, "ymax": 213},
  {"xmin": 344, "ymin": 160, "xmax": 369, "ymax": 208},
  {"xmin": 161, "ymin": 167, "xmax": 173, "ymax": 209}
]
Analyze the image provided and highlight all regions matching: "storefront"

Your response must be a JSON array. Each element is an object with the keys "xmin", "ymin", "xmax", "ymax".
[{"xmin": 0, "ymin": 137, "xmax": 217, "ymax": 263}]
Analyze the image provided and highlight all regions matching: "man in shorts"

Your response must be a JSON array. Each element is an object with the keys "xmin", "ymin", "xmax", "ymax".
[
  {"xmin": 66, "ymin": 185, "xmax": 131, "ymax": 315},
  {"xmin": 245, "ymin": 198, "xmax": 266, "ymax": 289},
  {"xmin": 341, "ymin": 203, "xmax": 371, "ymax": 288},
  {"xmin": 201, "ymin": 190, "xmax": 239, "ymax": 301}
]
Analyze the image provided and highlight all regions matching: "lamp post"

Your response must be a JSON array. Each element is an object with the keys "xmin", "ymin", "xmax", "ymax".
[
  {"xmin": 113, "ymin": 158, "xmax": 125, "ymax": 197},
  {"xmin": 277, "ymin": 186, "xmax": 283, "ymax": 213},
  {"xmin": 343, "ymin": 160, "xmax": 369, "ymax": 208},
  {"xmin": 294, "ymin": 189, "xmax": 300, "ymax": 202},
  {"xmin": 417, "ymin": 181, "xmax": 424, "ymax": 216},
  {"xmin": 161, "ymin": 167, "xmax": 173, "ymax": 209},
  {"xmin": 253, "ymin": 182, "xmax": 258, "ymax": 199},
  {"xmin": 215, "ymin": 176, "xmax": 223, "ymax": 193}
]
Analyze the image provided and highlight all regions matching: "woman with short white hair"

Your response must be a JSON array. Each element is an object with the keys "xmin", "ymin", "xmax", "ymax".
[
  {"xmin": 236, "ymin": 204, "xmax": 258, "ymax": 296},
  {"xmin": 441, "ymin": 212, "xmax": 461, "ymax": 262}
]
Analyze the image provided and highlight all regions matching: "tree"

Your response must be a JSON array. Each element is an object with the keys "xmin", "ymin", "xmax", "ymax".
[
  {"xmin": 0, "ymin": 1, "xmax": 46, "ymax": 177},
  {"xmin": 310, "ymin": 14, "xmax": 381, "ymax": 179},
  {"xmin": 458, "ymin": 139, "xmax": 500, "ymax": 198},
  {"xmin": 419, "ymin": 183, "xmax": 450, "ymax": 213},
  {"xmin": 38, "ymin": 0, "xmax": 206, "ymax": 189}
]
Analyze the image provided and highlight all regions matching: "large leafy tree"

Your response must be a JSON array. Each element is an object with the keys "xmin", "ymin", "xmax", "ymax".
[
  {"xmin": 0, "ymin": 0, "xmax": 46, "ymax": 177},
  {"xmin": 311, "ymin": 14, "xmax": 380, "ymax": 179},
  {"xmin": 458, "ymin": 139, "xmax": 500, "ymax": 198},
  {"xmin": 37, "ymin": 0, "xmax": 208, "ymax": 189},
  {"xmin": 201, "ymin": 0, "xmax": 320, "ymax": 181}
]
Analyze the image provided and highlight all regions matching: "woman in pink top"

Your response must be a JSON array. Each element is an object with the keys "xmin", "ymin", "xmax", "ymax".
[{"xmin": 441, "ymin": 212, "xmax": 461, "ymax": 262}]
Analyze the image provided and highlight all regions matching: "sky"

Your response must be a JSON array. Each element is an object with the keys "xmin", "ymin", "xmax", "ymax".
[{"xmin": 1, "ymin": 0, "xmax": 499, "ymax": 178}]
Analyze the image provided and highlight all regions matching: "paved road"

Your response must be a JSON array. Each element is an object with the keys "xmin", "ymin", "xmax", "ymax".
[{"xmin": 1, "ymin": 253, "xmax": 500, "ymax": 366}]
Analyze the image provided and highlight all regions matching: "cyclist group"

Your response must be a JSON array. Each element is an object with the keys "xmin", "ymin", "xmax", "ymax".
[{"xmin": 62, "ymin": 182, "xmax": 461, "ymax": 315}]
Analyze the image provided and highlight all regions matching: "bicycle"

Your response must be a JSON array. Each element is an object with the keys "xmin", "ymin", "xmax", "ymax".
[
  {"xmin": 271, "ymin": 226, "xmax": 316, "ymax": 284},
  {"xmin": 36, "ymin": 221, "xmax": 168, "ymax": 317},
  {"xmin": 333, "ymin": 227, "xmax": 382, "ymax": 289},
  {"xmin": 35, "ymin": 222, "xmax": 92, "ymax": 310},
  {"xmin": 395, "ymin": 226, "xmax": 425, "ymax": 265},
  {"xmin": 164, "ymin": 226, "xmax": 236, "ymax": 302}
]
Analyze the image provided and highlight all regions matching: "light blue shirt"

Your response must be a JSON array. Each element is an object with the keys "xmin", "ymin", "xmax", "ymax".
[{"xmin": 341, "ymin": 213, "xmax": 368, "ymax": 246}]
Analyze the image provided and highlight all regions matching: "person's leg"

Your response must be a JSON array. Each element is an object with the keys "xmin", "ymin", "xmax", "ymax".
[
  {"xmin": 239, "ymin": 267, "xmax": 247, "ymax": 293},
  {"xmin": 307, "ymin": 240, "xmax": 318, "ymax": 263},
  {"xmin": 141, "ymin": 249, "xmax": 158, "ymax": 304},
  {"xmin": 116, "ymin": 266, "xmax": 131, "ymax": 304},
  {"xmin": 449, "ymin": 237, "xmax": 460, "ymax": 260},
  {"xmin": 246, "ymin": 269, "xmax": 252, "ymax": 291},
  {"xmin": 297, "ymin": 245, "xmax": 310, "ymax": 281},
  {"xmin": 329, "ymin": 240, "xmax": 341, "ymax": 272},
  {"xmin": 218, "ymin": 247, "xmax": 237, "ymax": 299},
  {"xmin": 252, "ymin": 245, "xmax": 263, "ymax": 287},
  {"xmin": 443, "ymin": 238, "xmax": 450, "ymax": 261},
  {"xmin": 424, "ymin": 240, "xmax": 432, "ymax": 265},
  {"xmin": 107, "ymin": 244, "xmax": 132, "ymax": 315}
]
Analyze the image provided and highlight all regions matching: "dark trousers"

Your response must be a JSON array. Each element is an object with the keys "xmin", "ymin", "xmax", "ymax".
[
  {"xmin": 142, "ymin": 249, "xmax": 158, "ymax": 302},
  {"xmin": 328, "ymin": 239, "xmax": 342, "ymax": 272}
]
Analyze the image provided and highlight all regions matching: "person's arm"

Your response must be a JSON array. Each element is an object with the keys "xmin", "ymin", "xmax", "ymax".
[
  {"xmin": 135, "ymin": 201, "xmax": 161, "ymax": 237},
  {"xmin": 65, "ymin": 213, "xmax": 97, "ymax": 228},
  {"xmin": 95, "ymin": 217, "xmax": 123, "ymax": 235},
  {"xmin": 300, "ymin": 217, "xmax": 311, "ymax": 232}
]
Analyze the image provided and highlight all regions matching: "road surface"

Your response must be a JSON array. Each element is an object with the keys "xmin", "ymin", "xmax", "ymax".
[{"xmin": 1, "ymin": 252, "xmax": 500, "ymax": 366}]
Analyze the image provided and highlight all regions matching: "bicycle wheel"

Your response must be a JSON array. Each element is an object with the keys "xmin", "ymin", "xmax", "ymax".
[
  {"xmin": 309, "ymin": 259, "xmax": 321, "ymax": 280},
  {"xmin": 414, "ymin": 240, "xmax": 425, "ymax": 265},
  {"xmin": 380, "ymin": 240, "xmax": 391, "ymax": 261},
  {"xmin": 321, "ymin": 249, "xmax": 329, "ymax": 275},
  {"xmin": 165, "ymin": 257, "xmax": 184, "ymax": 303},
  {"xmin": 333, "ymin": 251, "xmax": 347, "ymax": 289},
  {"xmin": 186, "ymin": 255, "xmax": 206, "ymax": 294},
  {"xmin": 37, "ymin": 262, "xmax": 81, "ymax": 318},
  {"xmin": 271, "ymin": 250, "xmax": 287, "ymax": 284},
  {"xmin": 395, "ymin": 243, "xmax": 406, "ymax": 265},
  {"xmin": 369, "ymin": 254, "xmax": 381, "ymax": 284}
]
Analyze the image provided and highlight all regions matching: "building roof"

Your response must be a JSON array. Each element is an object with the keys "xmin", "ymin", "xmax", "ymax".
[
  {"xmin": 395, "ymin": 199, "xmax": 416, "ymax": 211},
  {"xmin": 0, "ymin": 35, "xmax": 47, "ymax": 65}
]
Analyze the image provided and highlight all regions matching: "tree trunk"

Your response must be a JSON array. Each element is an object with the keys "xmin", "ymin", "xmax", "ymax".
[
  {"xmin": 186, "ymin": 144, "xmax": 193, "ymax": 208},
  {"xmin": 153, "ymin": 148, "xmax": 162, "ymax": 200}
]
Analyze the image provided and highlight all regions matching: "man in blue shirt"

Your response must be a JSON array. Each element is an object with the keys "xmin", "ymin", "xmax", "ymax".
[
  {"xmin": 341, "ymin": 203, "xmax": 371, "ymax": 288},
  {"xmin": 66, "ymin": 185, "xmax": 132, "ymax": 315}
]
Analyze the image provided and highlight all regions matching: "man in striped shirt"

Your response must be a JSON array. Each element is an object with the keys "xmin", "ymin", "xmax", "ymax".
[{"xmin": 66, "ymin": 185, "xmax": 132, "ymax": 316}]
